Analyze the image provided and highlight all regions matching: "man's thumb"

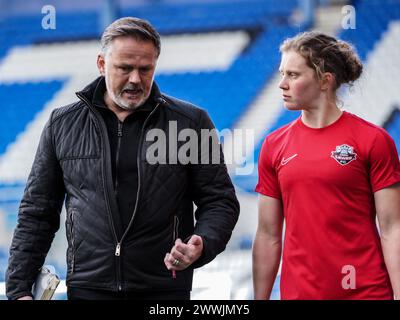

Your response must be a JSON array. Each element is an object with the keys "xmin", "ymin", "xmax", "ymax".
[{"xmin": 188, "ymin": 235, "xmax": 202, "ymax": 246}]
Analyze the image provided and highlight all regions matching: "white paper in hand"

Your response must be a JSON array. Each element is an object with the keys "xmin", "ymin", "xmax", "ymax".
[{"xmin": 32, "ymin": 265, "xmax": 60, "ymax": 300}]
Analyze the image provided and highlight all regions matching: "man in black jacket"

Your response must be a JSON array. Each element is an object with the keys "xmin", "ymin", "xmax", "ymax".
[{"xmin": 6, "ymin": 17, "xmax": 239, "ymax": 300}]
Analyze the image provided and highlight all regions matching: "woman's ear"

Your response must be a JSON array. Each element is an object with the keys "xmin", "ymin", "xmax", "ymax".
[{"xmin": 321, "ymin": 72, "xmax": 335, "ymax": 91}]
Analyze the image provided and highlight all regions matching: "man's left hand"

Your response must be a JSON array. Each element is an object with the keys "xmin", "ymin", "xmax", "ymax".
[{"xmin": 164, "ymin": 235, "xmax": 203, "ymax": 271}]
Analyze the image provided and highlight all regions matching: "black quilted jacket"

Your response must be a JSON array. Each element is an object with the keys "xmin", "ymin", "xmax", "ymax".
[{"xmin": 6, "ymin": 77, "xmax": 240, "ymax": 300}]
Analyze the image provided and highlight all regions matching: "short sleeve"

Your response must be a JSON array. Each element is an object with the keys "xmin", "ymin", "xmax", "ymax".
[
  {"xmin": 255, "ymin": 137, "xmax": 281, "ymax": 199},
  {"xmin": 369, "ymin": 129, "xmax": 400, "ymax": 192}
]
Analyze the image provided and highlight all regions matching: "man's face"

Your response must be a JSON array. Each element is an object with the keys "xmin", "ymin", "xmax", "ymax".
[{"xmin": 97, "ymin": 36, "xmax": 158, "ymax": 111}]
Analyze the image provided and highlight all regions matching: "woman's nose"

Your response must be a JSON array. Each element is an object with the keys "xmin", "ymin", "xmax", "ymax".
[{"xmin": 279, "ymin": 77, "xmax": 288, "ymax": 90}]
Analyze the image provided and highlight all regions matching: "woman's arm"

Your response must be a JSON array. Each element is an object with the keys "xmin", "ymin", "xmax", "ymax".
[
  {"xmin": 375, "ymin": 183, "xmax": 400, "ymax": 300},
  {"xmin": 252, "ymin": 195, "xmax": 284, "ymax": 299}
]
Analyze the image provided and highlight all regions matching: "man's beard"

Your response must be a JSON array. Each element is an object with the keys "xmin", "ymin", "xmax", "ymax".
[
  {"xmin": 115, "ymin": 95, "xmax": 143, "ymax": 111},
  {"xmin": 112, "ymin": 85, "xmax": 147, "ymax": 111}
]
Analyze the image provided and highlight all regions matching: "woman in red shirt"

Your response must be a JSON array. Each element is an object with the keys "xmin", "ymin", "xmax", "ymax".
[{"xmin": 252, "ymin": 31, "xmax": 400, "ymax": 300}]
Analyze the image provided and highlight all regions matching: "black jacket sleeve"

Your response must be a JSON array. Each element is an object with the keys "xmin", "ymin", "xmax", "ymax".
[
  {"xmin": 6, "ymin": 112, "xmax": 65, "ymax": 300},
  {"xmin": 188, "ymin": 109, "xmax": 240, "ymax": 268}
]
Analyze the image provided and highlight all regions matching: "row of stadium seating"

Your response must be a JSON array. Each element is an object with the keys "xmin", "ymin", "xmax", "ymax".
[
  {"xmin": 0, "ymin": 0, "xmax": 297, "ymax": 60},
  {"xmin": 0, "ymin": 81, "xmax": 63, "ymax": 155}
]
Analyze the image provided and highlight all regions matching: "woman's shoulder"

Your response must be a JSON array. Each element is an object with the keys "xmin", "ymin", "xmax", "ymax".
[
  {"xmin": 345, "ymin": 111, "xmax": 381, "ymax": 130},
  {"xmin": 265, "ymin": 118, "xmax": 299, "ymax": 145},
  {"xmin": 344, "ymin": 111, "xmax": 392, "ymax": 139}
]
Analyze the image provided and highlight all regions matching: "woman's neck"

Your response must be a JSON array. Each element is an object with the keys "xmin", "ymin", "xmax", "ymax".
[{"xmin": 301, "ymin": 101, "xmax": 342, "ymax": 129}]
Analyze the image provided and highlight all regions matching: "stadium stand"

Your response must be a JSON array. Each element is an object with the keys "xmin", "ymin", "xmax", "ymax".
[{"xmin": 0, "ymin": 0, "xmax": 399, "ymax": 299}]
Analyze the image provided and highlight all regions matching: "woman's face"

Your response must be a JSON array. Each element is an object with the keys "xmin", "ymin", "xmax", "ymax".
[{"xmin": 278, "ymin": 50, "xmax": 323, "ymax": 111}]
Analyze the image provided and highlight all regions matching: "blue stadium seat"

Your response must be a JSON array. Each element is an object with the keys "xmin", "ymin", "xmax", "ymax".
[{"xmin": 0, "ymin": 81, "xmax": 64, "ymax": 155}]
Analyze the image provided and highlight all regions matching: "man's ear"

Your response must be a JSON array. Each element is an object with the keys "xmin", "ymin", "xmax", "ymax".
[
  {"xmin": 97, "ymin": 54, "xmax": 106, "ymax": 76},
  {"xmin": 321, "ymin": 72, "xmax": 335, "ymax": 91}
]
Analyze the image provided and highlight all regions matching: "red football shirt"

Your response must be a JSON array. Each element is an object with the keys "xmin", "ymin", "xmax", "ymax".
[{"xmin": 256, "ymin": 111, "xmax": 400, "ymax": 299}]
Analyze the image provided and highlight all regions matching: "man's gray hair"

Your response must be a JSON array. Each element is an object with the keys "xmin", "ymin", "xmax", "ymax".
[{"xmin": 100, "ymin": 17, "xmax": 161, "ymax": 57}]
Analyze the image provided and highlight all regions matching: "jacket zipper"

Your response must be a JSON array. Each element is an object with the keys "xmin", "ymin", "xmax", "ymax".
[
  {"xmin": 77, "ymin": 92, "xmax": 163, "ymax": 292},
  {"xmin": 114, "ymin": 121, "xmax": 123, "ymax": 291},
  {"xmin": 115, "ymin": 121, "xmax": 123, "ymax": 194},
  {"xmin": 113, "ymin": 103, "xmax": 160, "ymax": 291},
  {"xmin": 76, "ymin": 93, "xmax": 121, "ymax": 290},
  {"xmin": 117, "ymin": 102, "xmax": 162, "ymax": 246},
  {"xmin": 70, "ymin": 209, "xmax": 75, "ymax": 273}
]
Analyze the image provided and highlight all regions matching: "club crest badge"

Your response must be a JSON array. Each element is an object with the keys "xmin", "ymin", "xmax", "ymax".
[{"xmin": 331, "ymin": 144, "xmax": 357, "ymax": 165}]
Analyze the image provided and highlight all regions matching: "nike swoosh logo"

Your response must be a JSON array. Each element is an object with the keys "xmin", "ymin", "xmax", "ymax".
[{"xmin": 281, "ymin": 154, "xmax": 298, "ymax": 166}]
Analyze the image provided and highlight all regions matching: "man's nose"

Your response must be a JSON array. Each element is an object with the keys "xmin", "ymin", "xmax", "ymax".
[{"xmin": 129, "ymin": 69, "xmax": 140, "ymax": 84}]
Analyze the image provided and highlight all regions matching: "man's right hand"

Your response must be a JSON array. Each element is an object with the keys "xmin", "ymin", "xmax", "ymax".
[{"xmin": 17, "ymin": 296, "xmax": 33, "ymax": 300}]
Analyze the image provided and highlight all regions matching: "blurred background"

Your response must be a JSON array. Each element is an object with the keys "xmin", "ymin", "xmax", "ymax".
[{"xmin": 0, "ymin": 0, "xmax": 399, "ymax": 300}]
